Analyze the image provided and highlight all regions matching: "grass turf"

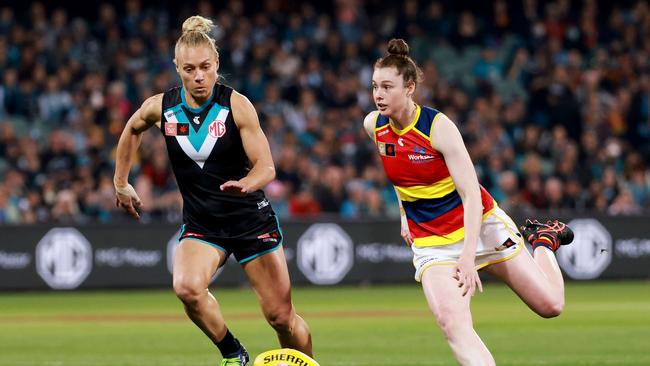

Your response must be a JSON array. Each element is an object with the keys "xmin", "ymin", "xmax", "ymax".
[{"xmin": 0, "ymin": 281, "xmax": 648, "ymax": 365}]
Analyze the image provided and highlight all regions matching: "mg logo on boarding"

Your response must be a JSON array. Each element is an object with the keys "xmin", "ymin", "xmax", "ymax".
[
  {"xmin": 557, "ymin": 219, "xmax": 613, "ymax": 280},
  {"xmin": 36, "ymin": 228, "xmax": 93, "ymax": 289},
  {"xmin": 297, "ymin": 224, "xmax": 354, "ymax": 285}
]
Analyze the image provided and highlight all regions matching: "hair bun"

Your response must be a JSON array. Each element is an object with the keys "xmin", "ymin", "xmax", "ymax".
[
  {"xmin": 387, "ymin": 39, "xmax": 409, "ymax": 56},
  {"xmin": 182, "ymin": 15, "xmax": 214, "ymax": 35}
]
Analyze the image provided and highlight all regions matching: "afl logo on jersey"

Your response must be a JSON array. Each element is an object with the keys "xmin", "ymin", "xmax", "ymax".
[{"xmin": 209, "ymin": 120, "xmax": 226, "ymax": 138}]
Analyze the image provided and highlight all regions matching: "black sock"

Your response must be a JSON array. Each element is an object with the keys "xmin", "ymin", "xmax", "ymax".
[{"xmin": 215, "ymin": 329, "xmax": 242, "ymax": 358}]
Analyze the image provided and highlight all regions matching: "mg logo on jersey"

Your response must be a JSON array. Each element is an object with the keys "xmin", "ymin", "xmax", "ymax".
[
  {"xmin": 36, "ymin": 228, "xmax": 93, "ymax": 289},
  {"xmin": 557, "ymin": 219, "xmax": 612, "ymax": 280},
  {"xmin": 209, "ymin": 120, "xmax": 226, "ymax": 138},
  {"xmin": 297, "ymin": 224, "xmax": 354, "ymax": 285},
  {"xmin": 168, "ymin": 107, "xmax": 230, "ymax": 168}
]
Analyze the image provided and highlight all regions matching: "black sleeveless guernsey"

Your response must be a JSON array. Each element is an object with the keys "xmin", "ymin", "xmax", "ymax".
[{"xmin": 160, "ymin": 83, "xmax": 276, "ymax": 240}]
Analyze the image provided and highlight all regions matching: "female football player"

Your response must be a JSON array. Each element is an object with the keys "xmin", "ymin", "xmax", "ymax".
[{"xmin": 364, "ymin": 38, "xmax": 573, "ymax": 365}]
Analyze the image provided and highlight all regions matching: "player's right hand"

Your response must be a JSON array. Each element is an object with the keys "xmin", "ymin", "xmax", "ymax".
[
  {"xmin": 400, "ymin": 214, "xmax": 413, "ymax": 246},
  {"xmin": 115, "ymin": 183, "xmax": 142, "ymax": 220}
]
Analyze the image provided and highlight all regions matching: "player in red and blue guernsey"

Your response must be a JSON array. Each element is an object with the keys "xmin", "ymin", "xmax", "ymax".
[{"xmin": 364, "ymin": 39, "xmax": 573, "ymax": 366}]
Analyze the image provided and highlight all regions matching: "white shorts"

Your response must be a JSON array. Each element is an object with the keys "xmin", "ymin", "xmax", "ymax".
[{"xmin": 412, "ymin": 207, "xmax": 523, "ymax": 282}]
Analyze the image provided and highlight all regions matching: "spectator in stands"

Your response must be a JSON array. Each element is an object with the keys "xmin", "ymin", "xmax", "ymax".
[{"xmin": 1, "ymin": 0, "xmax": 650, "ymax": 224}]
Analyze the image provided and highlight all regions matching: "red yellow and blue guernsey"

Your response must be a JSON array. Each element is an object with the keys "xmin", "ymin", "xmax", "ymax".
[{"xmin": 374, "ymin": 105, "xmax": 496, "ymax": 247}]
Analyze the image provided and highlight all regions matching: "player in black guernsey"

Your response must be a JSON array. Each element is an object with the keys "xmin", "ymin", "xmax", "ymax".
[{"xmin": 114, "ymin": 15, "xmax": 312, "ymax": 366}]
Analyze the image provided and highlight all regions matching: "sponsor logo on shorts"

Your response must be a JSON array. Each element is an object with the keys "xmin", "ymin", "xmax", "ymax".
[
  {"xmin": 167, "ymin": 229, "xmax": 224, "ymax": 281},
  {"xmin": 257, "ymin": 231, "xmax": 280, "ymax": 243},
  {"xmin": 257, "ymin": 198, "xmax": 270, "ymax": 210},
  {"xmin": 417, "ymin": 256, "xmax": 439, "ymax": 267},
  {"xmin": 182, "ymin": 232, "xmax": 205, "ymax": 239},
  {"xmin": 494, "ymin": 238, "xmax": 517, "ymax": 251}
]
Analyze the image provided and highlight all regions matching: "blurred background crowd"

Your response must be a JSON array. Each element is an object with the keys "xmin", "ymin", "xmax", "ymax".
[{"xmin": 1, "ymin": 0, "xmax": 650, "ymax": 224}]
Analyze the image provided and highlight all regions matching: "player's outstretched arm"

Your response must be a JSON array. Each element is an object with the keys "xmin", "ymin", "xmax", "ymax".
[
  {"xmin": 113, "ymin": 93, "xmax": 163, "ymax": 219},
  {"xmin": 222, "ymin": 90, "xmax": 276, "ymax": 195}
]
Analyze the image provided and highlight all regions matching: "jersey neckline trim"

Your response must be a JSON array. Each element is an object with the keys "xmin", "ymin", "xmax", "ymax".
[
  {"xmin": 389, "ymin": 104, "xmax": 421, "ymax": 136},
  {"xmin": 180, "ymin": 85, "xmax": 216, "ymax": 113}
]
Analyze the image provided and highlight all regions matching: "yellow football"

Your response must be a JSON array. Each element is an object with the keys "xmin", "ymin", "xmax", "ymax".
[{"xmin": 253, "ymin": 348, "xmax": 320, "ymax": 366}]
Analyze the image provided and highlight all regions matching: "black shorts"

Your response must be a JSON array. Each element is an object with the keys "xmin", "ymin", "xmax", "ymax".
[{"xmin": 178, "ymin": 216, "xmax": 283, "ymax": 264}]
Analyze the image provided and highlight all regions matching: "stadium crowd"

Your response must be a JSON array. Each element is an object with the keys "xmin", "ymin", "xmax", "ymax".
[{"xmin": 1, "ymin": 0, "xmax": 650, "ymax": 224}]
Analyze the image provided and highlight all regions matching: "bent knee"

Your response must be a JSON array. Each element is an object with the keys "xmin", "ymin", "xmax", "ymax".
[
  {"xmin": 265, "ymin": 307, "xmax": 294, "ymax": 332},
  {"xmin": 434, "ymin": 309, "xmax": 472, "ymax": 341},
  {"xmin": 173, "ymin": 277, "xmax": 207, "ymax": 304}
]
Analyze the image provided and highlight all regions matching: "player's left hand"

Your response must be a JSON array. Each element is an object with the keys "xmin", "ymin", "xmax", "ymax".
[
  {"xmin": 452, "ymin": 254, "xmax": 482, "ymax": 297},
  {"xmin": 220, "ymin": 180, "xmax": 250, "ymax": 196}
]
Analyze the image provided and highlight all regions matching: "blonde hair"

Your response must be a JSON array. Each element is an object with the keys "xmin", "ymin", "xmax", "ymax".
[{"xmin": 174, "ymin": 15, "xmax": 219, "ymax": 59}]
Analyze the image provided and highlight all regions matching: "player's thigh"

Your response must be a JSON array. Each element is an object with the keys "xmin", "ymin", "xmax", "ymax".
[
  {"xmin": 173, "ymin": 239, "xmax": 228, "ymax": 284},
  {"xmin": 243, "ymin": 248, "xmax": 292, "ymax": 310},
  {"xmin": 421, "ymin": 265, "xmax": 472, "ymax": 324},
  {"xmin": 483, "ymin": 249, "xmax": 557, "ymax": 305}
]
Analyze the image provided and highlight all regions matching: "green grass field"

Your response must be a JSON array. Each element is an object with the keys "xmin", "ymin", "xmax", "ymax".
[{"xmin": 1, "ymin": 281, "xmax": 648, "ymax": 366}]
